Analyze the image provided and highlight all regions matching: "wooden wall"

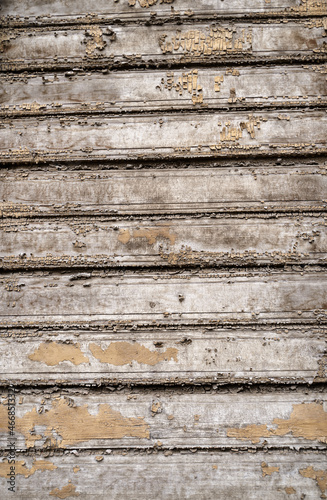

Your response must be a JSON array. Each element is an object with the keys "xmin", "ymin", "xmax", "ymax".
[{"xmin": 0, "ymin": 0, "xmax": 326, "ymax": 498}]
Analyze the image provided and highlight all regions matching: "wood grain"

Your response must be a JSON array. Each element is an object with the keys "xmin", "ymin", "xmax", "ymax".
[
  {"xmin": 1, "ymin": 65, "xmax": 326, "ymax": 116},
  {"xmin": 1, "ymin": 22, "xmax": 326, "ymax": 72}
]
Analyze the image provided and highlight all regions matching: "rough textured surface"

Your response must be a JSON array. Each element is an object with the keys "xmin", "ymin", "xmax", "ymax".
[{"xmin": 0, "ymin": 0, "xmax": 326, "ymax": 498}]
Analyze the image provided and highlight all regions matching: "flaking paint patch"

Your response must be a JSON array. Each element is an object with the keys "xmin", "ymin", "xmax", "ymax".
[
  {"xmin": 28, "ymin": 342, "xmax": 89, "ymax": 366},
  {"xmin": 50, "ymin": 481, "xmax": 79, "ymax": 498},
  {"xmin": 299, "ymin": 466, "xmax": 327, "ymax": 497},
  {"xmin": 0, "ymin": 459, "xmax": 57, "ymax": 478},
  {"xmin": 162, "ymin": 70, "xmax": 204, "ymax": 105},
  {"xmin": 285, "ymin": 487, "xmax": 296, "ymax": 495},
  {"xmin": 84, "ymin": 26, "xmax": 106, "ymax": 58},
  {"xmin": 261, "ymin": 462, "xmax": 280, "ymax": 477},
  {"xmin": 129, "ymin": 0, "xmax": 174, "ymax": 6},
  {"xmin": 0, "ymin": 398, "xmax": 150, "ymax": 447},
  {"xmin": 160, "ymin": 26, "xmax": 252, "ymax": 55},
  {"xmin": 89, "ymin": 342, "xmax": 178, "ymax": 366},
  {"xmin": 227, "ymin": 403, "xmax": 327, "ymax": 444},
  {"xmin": 118, "ymin": 227, "xmax": 176, "ymax": 245}
]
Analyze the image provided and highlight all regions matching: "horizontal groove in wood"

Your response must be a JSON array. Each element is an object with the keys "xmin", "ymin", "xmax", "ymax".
[
  {"xmin": 1, "ymin": 217, "xmax": 326, "ymax": 269},
  {"xmin": 1, "ymin": 165, "xmax": 326, "ymax": 217},
  {"xmin": 1, "ymin": 65, "xmax": 326, "ymax": 117},
  {"xmin": 1, "ymin": 22, "xmax": 326, "ymax": 73},
  {"xmin": 0, "ymin": 451, "xmax": 325, "ymax": 500},
  {"xmin": 1, "ymin": 111, "xmax": 327, "ymax": 164},
  {"xmin": 2, "ymin": 0, "xmax": 327, "ymax": 27},
  {"xmin": 1, "ymin": 271, "xmax": 326, "ymax": 326},
  {"xmin": 0, "ymin": 390, "xmax": 326, "ymax": 449},
  {"xmin": 0, "ymin": 328, "xmax": 325, "ymax": 385}
]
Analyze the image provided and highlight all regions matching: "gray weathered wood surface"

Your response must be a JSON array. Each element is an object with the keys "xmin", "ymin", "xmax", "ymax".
[
  {"xmin": 1, "ymin": 111, "xmax": 327, "ymax": 163},
  {"xmin": 1, "ymin": 0, "xmax": 326, "ymax": 498},
  {"xmin": 1, "ymin": 22, "xmax": 326, "ymax": 72},
  {"xmin": 1, "ymin": 216, "xmax": 326, "ymax": 269},
  {"xmin": 1, "ymin": 163, "xmax": 326, "ymax": 216},
  {"xmin": 0, "ymin": 390, "xmax": 326, "ymax": 449},
  {"xmin": 0, "ymin": 451, "xmax": 326, "ymax": 500},
  {"xmin": 1, "ymin": 65, "xmax": 326, "ymax": 116},
  {"xmin": 2, "ymin": 0, "xmax": 326, "ymax": 25}
]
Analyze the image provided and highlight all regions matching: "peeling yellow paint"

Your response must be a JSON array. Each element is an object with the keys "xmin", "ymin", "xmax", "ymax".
[
  {"xmin": 261, "ymin": 462, "xmax": 280, "ymax": 477},
  {"xmin": 0, "ymin": 459, "xmax": 57, "ymax": 478},
  {"xmin": 220, "ymin": 115, "xmax": 262, "ymax": 143},
  {"xmin": 118, "ymin": 226, "xmax": 176, "ymax": 245},
  {"xmin": 73, "ymin": 467, "xmax": 80, "ymax": 474},
  {"xmin": 299, "ymin": 466, "xmax": 327, "ymax": 496},
  {"xmin": 28, "ymin": 342, "xmax": 89, "ymax": 366},
  {"xmin": 50, "ymin": 481, "xmax": 79, "ymax": 498},
  {"xmin": 285, "ymin": 487, "xmax": 296, "ymax": 495},
  {"xmin": 84, "ymin": 26, "xmax": 107, "ymax": 58},
  {"xmin": 0, "ymin": 398, "xmax": 150, "ymax": 447},
  {"xmin": 227, "ymin": 403, "xmax": 327, "ymax": 444},
  {"xmin": 214, "ymin": 75, "xmax": 224, "ymax": 92},
  {"xmin": 160, "ymin": 27, "xmax": 252, "ymax": 55},
  {"xmin": 129, "ymin": 0, "xmax": 174, "ymax": 6},
  {"xmin": 89, "ymin": 342, "xmax": 178, "ymax": 366},
  {"xmin": 163, "ymin": 70, "xmax": 204, "ymax": 105}
]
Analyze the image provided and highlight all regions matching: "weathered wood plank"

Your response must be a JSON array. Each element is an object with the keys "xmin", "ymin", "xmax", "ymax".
[
  {"xmin": 2, "ymin": 0, "xmax": 327, "ymax": 26},
  {"xmin": 0, "ymin": 271, "xmax": 326, "ymax": 326},
  {"xmin": 1, "ymin": 22, "xmax": 326, "ymax": 72},
  {"xmin": 1, "ymin": 164, "xmax": 327, "ymax": 217},
  {"xmin": 0, "ymin": 326, "xmax": 325, "ymax": 385},
  {"xmin": 0, "ymin": 451, "xmax": 326, "ymax": 500},
  {"xmin": 1, "ymin": 216, "xmax": 326, "ymax": 269},
  {"xmin": 1, "ymin": 65, "xmax": 327, "ymax": 116},
  {"xmin": 0, "ymin": 390, "xmax": 326, "ymax": 449},
  {"xmin": 1, "ymin": 111, "xmax": 327, "ymax": 164}
]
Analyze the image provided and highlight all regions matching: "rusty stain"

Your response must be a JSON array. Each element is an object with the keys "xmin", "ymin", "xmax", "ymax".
[
  {"xmin": 118, "ymin": 226, "xmax": 176, "ymax": 245},
  {"xmin": 227, "ymin": 403, "xmax": 327, "ymax": 444},
  {"xmin": 0, "ymin": 459, "xmax": 57, "ymax": 478},
  {"xmin": 50, "ymin": 481, "xmax": 80, "ymax": 499},
  {"xmin": 28, "ymin": 342, "xmax": 89, "ymax": 366},
  {"xmin": 89, "ymin": 342, "xmax": 178, "ymax": 366},
  {"xmin": 0, "ymin": 398, "xmax": 150, "ymax": 447},
  {"xmin": 261, "ymin": 462, "xmax": 280, "ymax": 477},
  {"xmin": 299, "ymin": 466, "xmax": 327, "ymax": 497}
]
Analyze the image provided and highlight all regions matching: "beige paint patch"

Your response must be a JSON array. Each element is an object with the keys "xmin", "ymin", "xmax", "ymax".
[
  {"xmin": 162, "ymin": 70, "xmax": 204, "ymax": 105},
  {"xmin": 160, "ymin": 26, "xmax": 252, "ymax": 55},
  {"xmin": 285, "ymin": 487, "xmax": 296, "ymax": 495},
  {"xmin": 28, "ymin": 342, "xmax": 89, "ymax": 366},
  {"xmin": 118, "ymin": 227, "xmax": 176, "ymax": 245},
  {"xmin": 261, "ymin": 462, "xmax": 280, "ymax": 477},
  {"xmin": 89, "ymin": 342, "xmax": 178, "ymax": 366},
  {"xmin": 73, "ymin": 467, "xmax": 80, "ymax": 474},
  {"xmin": 227, "ymin": 403, "xmax": 327, "ymax": 444},
  {"xmin": 299, "ymin": 466, "xmax": 327, "ymax": 496},
  {"xmin": 0, "ymin": 398, "xmax": 150, "ymax": 448},
  {"xmin": 50, "ymin": 481, "xmax": 79, "ymax": 498},
  {"xmin": 84, "ymin": 26, "xmax": 107, "ymax": 58},
  {"xmin": 129, "ymin": 0, "xmax": 174, "ymax": 6},
  {"xmin": 0, "ymin": 459, "xmax": 57, "ymax": 478}
]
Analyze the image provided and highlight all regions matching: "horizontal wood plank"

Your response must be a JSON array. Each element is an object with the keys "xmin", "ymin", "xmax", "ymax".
[
  {"xmin": 0, "ymin": 451, "xmax": 326, "ymax": 500},
  {"xmin": 1, "ymin": 22, "xmax": 326, "ymax": 72},
  {"xmin": 0, "ymin": 327, "xmax": 325, "ymax": 385},
  {"xmin": 2, "ymin": 0, "xmax": 327, "ymax": 26},
  {"xmin": 0, "ymin": 271, "xmax": 326, "ymax": 326},
  {"xmin": 1, "ymin": 216, "xmax": 326, "ymax": 269},
  {"xmin": 0, "ymin": 390, "xmax": 326, "ymax": 449},
  {"xmin": 1, "ymin": 164, "xmax": 327, "ymax": 217},
  {"xmin": 1, "ymin": 111, "xmax": 327, "ymax": 163},
  {"xmin": 1, "ymin": 65, "xmax": 327, "ymax": 116}
]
